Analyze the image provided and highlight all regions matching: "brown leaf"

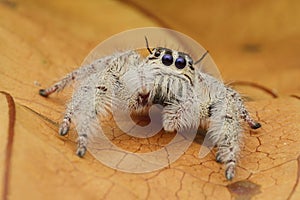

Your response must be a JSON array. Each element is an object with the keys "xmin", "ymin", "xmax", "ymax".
[{"xmin": 1, "ymin": 1, "xmax": 300, "ymax": 199}]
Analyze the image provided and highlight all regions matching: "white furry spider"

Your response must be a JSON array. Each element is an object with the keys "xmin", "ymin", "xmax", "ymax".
[{"xmin": 39, "ymin": 38, "xmax": 261, "ymax": 180}]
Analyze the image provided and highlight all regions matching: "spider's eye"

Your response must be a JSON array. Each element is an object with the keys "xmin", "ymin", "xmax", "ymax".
[
  {"xmin": 162, "ymin": 53, "xmax": 173, "ymax": 66},
  {"xmin": 175, "ymin": 57, "xmax": 186, "ymax": 69},
  {"xmin": 154, "ymin": 50, "xmax": 161, "ymax": 57}
]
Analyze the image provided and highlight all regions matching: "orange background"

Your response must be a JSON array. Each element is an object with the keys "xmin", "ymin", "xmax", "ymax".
[{"xmin": 0, "ymin": 0, "xmax": 300, "ymax": 199}]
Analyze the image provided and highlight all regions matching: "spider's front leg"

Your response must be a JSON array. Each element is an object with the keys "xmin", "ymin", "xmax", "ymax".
[
  {"xmin": 207, "ymin": 98, "xmax": 243, "ymax": 180},
  {"xmin": 208, "ymin": 88, "xmax": 261, "ymax": 180}
]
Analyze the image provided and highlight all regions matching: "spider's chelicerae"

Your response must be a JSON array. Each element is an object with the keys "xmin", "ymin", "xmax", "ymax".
[{"xmin": 39, "ymin": 40, "xmax": 261, "ymax": 180}]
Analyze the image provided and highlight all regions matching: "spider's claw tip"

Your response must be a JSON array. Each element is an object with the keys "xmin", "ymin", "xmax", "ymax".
[
  {"xmin": 251, "ymin": 122, "xmax": 261, "ymax": 129},
  {"xmin": 39, "ymin": 89, "xmax": 48, "ymax": 97},
  {"xmin": 216, "ymin": 153, "xmax": 223, "ymax": 163},
  {"xmin": 76, "ymin": 147, "xmax": 87, "ymax": 158},
  {"xmin": 225, "ymin": 166, "xmax": 235, "ymax": 181},
  {"xmin": 59, "ymin": 126, "xmax": 69, "ymax": 136}
]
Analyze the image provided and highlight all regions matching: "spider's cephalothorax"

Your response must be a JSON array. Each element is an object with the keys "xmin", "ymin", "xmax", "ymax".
[
  {"xmin": 39, "ymin": 44, "xmax": 261, "ymax": 180},
  {"xmin": 141, "ymin": 47, "xmax": 196, "ymax": 108}
]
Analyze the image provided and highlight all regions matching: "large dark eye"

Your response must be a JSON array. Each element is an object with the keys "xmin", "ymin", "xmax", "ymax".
[
  {"xmin": 175, "ymin": 57, "xmax": 186, "ymax": 69},
  {"xmin": 162, "ymin": 54, "xmax": 173, "ymax": 66}
]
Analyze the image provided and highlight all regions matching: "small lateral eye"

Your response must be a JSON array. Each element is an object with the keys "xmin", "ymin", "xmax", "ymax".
[
  {"xmin": 154, "ymin": 50, "xmax": 161, "ymax": 57},
  {"xmin": 175, "ymin": 57, "xmax": 186, "ymax": 69},
  {"xmin": 162, "ymin": 54, "xmax": 173, "ymax": 66}
]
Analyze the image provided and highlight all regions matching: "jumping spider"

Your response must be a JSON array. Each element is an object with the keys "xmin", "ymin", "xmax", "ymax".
[{"xmin": 39, "ymin": 38, "xmax": 261, "ymax": 180}]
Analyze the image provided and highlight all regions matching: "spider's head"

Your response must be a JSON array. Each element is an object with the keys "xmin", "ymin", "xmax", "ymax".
[
  {"xmin": 147, "ymin": 47, "xmax": 195, "ymax": 72},
  {"xmin": 143, "ymin": 37, "xmax": 209, "ymax": 88},
  {"xmin": 144, "ymin": 36, "xmax": 208, "ymax": 73},
  {"xmin": 144, "ymin": 36, "xmax": 194, "ymax": 72}
]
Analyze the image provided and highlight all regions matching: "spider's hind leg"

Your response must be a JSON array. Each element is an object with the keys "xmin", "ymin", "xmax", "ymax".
[
  {"xmin": 227, "ymin": 88, "xmax": 261, "ymax": 129},
  {"xmin": 39, "ymin": 63, "xmax": 100, "ymax": 97}
]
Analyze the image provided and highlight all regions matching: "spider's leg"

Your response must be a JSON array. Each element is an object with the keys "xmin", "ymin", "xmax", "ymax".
[
  {"xmin": 73, "ymin": 87, "xmax": 98, "ymax": 157},
  {"xmin": 59, "ymin": 72, "xmax": 101, "ymax": 157},
  {"xmin": 207, "ymin": 97, "xmax": 242, "ymax": 180},
  {"xmin": 227, "ymin": 88, "xmax": 261, "ymax": 129},
  {"xmin": 71, "ymin": 71, "xmax": 114, "ymax": 157},
  {"xmin": 39, "ymin": 62, "xmax": 103, "ymax": 97},
  {"xmin": 59, "ymin": 102, "xmax": 73, "ymax": 136}
]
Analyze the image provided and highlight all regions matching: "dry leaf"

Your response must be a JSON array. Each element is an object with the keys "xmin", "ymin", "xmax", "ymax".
[{"xmin": 1, "ymin": 1, "xmax": 300, "ymax": 199}]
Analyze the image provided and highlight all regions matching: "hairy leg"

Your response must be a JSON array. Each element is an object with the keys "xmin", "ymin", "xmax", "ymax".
[
  {"xmin": 40, "ymin": 63, "xmax": 101, "ymax": 135},
  {"xmin": 207, "ymin": 97, "xmax": 243, "ymax": 180},
  {"xmin": 39, "ymin": 61, "xmax": 106, "ymax": 97},
  {"xmin": 39, "ymin": 61, "xmax": 107, "ymax": 137},
  {"xmin": 226, "ymin": 88, "xmax": 261, "ymax": 129},
  {"xmin": 59, "ymin": 102, "xmax": 73, "ymax": 136},
  {"xmin": 72, "ymin": 82, "xmax": 98, "ymax": 157},
  {"xmin": 51, "ymin": 72, "xmax": 99, "ymax": 157}
]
